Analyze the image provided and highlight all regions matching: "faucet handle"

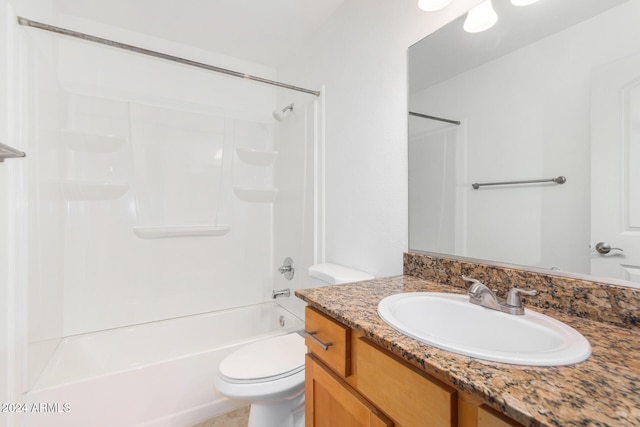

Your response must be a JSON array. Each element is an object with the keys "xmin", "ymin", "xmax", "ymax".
[
  {"xmin": 461, "ymin": 275, "xmax": 495, "ymax": 296},
  {"xmin": 461, "ymin": 275, "xmax": 484, "ymax": 292},
  {"xmin": 505, "ymin": 288, "xmax": 538, "ymax": 307},
  {"xmin": 462, "ymin": 275, "xmax": 482, "ymax": 285}
]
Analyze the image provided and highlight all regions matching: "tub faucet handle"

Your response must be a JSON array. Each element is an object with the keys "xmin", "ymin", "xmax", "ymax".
[{"xmin": 278, "ymin": 257, "xmax": 294, "ymax": 280}]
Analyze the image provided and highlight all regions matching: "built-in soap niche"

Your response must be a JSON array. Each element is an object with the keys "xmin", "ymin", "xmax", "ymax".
[
  {"xmin": 132, "ymin": 225, "xmax": 230, "ymax": 239},
  {"xmin": 130, "ymin": 103, "xmax": 233, "ymax": 239},
  {"xmin": 60, "ymin": 93, "xmax": 132, "ymax": 201},
  {"xmin": 232, "ymin": 120, "xmax": 278, "ymax": 204},
  {"xmin": 232, "ymin": 186, "xmax": 279, "ymax": 203},
  {"xmin": 62, "ymin": 129, "xmax": 127, "ymax": 153},
  {"xmin": 235, "ymin": 147, "xmax": 278, "ymax": 166}
]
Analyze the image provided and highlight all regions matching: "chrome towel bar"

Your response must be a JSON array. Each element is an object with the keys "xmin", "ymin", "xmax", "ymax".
[
  {"xmin": 472, "ymin": 176, "xmax": 566, "ymax": 189},
  {"xmin": 0, "ymin": 142, "xmax": 26, "ymax": 162},
  {"xmin": 409, "ymin": 111, "xmax": 461, "ymax": 125}
]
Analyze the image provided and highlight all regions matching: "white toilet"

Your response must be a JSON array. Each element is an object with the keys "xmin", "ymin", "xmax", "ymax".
[{"xmin": 214, "ymin": 263, "xmax": 374, "ymax": 427}]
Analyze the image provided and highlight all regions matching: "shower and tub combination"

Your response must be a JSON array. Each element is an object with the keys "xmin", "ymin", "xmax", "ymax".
[{"xmin": 10, "ymin": 13, "xmax": 322, "ymax": 427}]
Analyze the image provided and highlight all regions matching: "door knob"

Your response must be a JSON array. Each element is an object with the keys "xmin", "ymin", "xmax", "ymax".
[{"xmin": 594, "ymin": 242, "xmax": 623, "ymax": 254}]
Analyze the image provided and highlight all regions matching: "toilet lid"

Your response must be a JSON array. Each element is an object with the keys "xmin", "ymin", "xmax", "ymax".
[{"xmin": 218, "ymin": 333, "xmax": 306, "ymax": 383}]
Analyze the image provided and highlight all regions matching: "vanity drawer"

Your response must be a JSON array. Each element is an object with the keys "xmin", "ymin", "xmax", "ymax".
[
  {"xmin": 357, "ymin": 337, "xmax": 457, "ymax": 426},
  {"xmin": 304, "ymin": 307, "xmax": 351, "ymax": 377}
]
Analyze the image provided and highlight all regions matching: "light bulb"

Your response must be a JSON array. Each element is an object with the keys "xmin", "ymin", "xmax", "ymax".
[
  {"xmin": 463, "ymin": 0, "xmax": 498, "ymax": 33},
  {"xmin": 511, "ymin": 0, "xmax": 539, "ymax": 5},
  {"xmin": 418, "ymin": 0, "xmax": 452, "ymax": 12}
]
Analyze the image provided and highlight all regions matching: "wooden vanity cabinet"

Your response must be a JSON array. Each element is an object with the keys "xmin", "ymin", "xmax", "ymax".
[{"xmin": 304, "ymin": 307, "xmax": 524, "ymax": 427}]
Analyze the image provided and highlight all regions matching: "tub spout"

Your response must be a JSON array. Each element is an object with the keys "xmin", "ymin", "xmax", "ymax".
[{"xmin": 272, "ymin": 289, "xmax": 291, "ymax": 299}]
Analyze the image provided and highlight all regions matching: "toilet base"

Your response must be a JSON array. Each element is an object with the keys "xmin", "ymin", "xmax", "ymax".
[{"xmin": 247, "ymin": 392, "xmax": 304, "ymax": 427}]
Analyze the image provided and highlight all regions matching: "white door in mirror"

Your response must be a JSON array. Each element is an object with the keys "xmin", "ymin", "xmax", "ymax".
[{"xmin": 591, "ymin": 53, "xmax": 640, "ymax": 287}]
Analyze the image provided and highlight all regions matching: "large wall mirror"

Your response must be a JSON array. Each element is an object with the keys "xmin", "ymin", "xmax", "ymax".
[{"xmin": 408, "ymin": 0, "xmax": 640, "ymax": 288}]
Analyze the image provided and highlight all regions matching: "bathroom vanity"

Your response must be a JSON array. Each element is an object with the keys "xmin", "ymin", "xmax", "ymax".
[
  {"xmin": 296, "ymin": 253, "xmax": 640, "ymax": 427},
  {"xmin": 303, "ymin": 307, "xmax": 518, "ymax": 427}
]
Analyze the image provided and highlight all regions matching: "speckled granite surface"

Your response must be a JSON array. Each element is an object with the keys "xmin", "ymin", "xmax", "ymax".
[{"xmin": 296, "ymin": 275, "xmax": 640, "ymax": 427}]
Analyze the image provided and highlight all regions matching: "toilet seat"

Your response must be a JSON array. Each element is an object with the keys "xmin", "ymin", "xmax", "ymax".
[{"xmin": 218, "ymin": 333, "xmax": 306, "ymax": 384}]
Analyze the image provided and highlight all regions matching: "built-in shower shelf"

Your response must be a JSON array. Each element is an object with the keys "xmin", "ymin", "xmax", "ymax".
[
  {"xmin": 63, "ymin": 181, "xmax": 129, "ymax": 201},
  {"xmin": 133, "ymin": 225, "xmax": 231, "ymax": 239},
  {"xmin": 235, "ymin": 148, "xmax": 278, "ymax": 166},
  {"xmin": 61, "ymin": 129, "xmax": 127, "ymax": 152},
  {"xmin": 233, "ymin": 187, "xmax": 278, "ymax": 203}
]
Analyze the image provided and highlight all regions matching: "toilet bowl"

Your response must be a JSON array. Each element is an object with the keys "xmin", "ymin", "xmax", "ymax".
[
  {"xmin": 214, "ymin": 333, "xmax": 307, "ymax": 427},
  {"xmin": 214, "ymin": 263, "xmax": 374, "ymax": 427}
]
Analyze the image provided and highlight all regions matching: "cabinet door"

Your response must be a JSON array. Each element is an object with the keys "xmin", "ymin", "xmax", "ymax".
[
  {"xmin": 478, "ymin": 405, "xmax": 523, "ymax": 427},
  {"xmin": 357, "ymin": 338, "xmax": 457, "ymax": 427},
  {"xmin": 305, "ymin": 354, "xmax": 393, "ymax": 427}
]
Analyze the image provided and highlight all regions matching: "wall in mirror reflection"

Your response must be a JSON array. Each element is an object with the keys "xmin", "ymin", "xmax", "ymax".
[{"xmin": 409, "ymin": 0, "xmax": 640, "ymax": 279}]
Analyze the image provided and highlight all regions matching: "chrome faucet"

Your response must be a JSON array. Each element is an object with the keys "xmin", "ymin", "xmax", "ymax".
[
  {"xmin": 272, "ymin": 288, "xmax": 291, "ymax": 299},
  {"xmin": 461, "ymin": 275, "xmax": 537, "ymax": 315}
]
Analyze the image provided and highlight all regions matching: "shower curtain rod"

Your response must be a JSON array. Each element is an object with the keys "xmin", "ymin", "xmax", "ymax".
[
  {"xmin": 409, "ymin": 111, "xmax": 460, "ymax": 125},
  {"xmin": 17, "ymin": 17, "xmax": 321, "ymax": 97}
]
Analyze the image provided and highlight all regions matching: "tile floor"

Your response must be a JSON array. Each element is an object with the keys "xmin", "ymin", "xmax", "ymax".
[{"xmin": 192, "ymin": 406, "xmax": 250, "ymax": 427}]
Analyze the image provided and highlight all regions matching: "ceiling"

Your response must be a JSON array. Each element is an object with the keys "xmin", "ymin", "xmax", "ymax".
[
  {"xmin": 409, "ymin": 0, "xmax": 630, "ymax": 93},
  {"xmin": 55, "ymin": 0, "xmax": 346, "ymax": 68}
]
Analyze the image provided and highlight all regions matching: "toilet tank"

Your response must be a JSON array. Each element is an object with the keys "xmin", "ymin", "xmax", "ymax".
[{"xmin": 308, "ymin": 263, "xmax": 374, "ymax": 287}]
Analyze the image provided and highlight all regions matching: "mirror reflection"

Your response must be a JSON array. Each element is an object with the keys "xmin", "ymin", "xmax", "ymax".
[{"xmin": 408, "ymin": 0, "xmax": 640, "ymax": 286}]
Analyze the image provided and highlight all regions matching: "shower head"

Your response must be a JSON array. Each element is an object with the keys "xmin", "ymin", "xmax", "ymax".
[{"xmin": 273, "ymin": 104, "xmax": 294, "ymax": 122}]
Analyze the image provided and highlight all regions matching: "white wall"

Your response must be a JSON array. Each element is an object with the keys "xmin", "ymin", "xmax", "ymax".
[
  {"xmin": 409, "ymin": 1, "xmax": 640, "ymax": 273},
  {"xmin": 277, "ymin": 0, "xmax": 482, "ymax": 278},
  {"xmin": 1, "ymin": 1, "xmax": 12, "ymax": 423}
]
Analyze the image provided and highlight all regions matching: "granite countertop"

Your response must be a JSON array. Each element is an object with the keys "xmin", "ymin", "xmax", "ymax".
[{"xmin": 295, "ymin": 275, "xmax": 640, "ymax": 427}]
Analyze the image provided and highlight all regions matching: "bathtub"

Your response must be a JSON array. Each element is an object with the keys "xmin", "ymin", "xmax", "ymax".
[{"xmin": 22, "ymin": 303, "xmax": 304, "ymax": 427}]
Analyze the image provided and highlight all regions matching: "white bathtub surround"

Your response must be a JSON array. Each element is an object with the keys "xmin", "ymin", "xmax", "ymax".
[
  {"xmin": 18, "ymin": 5, "xmax": 317, "ymax": 399},
  {"xmin": 18, "ymin": 17, "xmax": 290, "ymax": 394},
  {"xmin": 24, "ymin": 303, "xmax": 302, "ymax": 427}
]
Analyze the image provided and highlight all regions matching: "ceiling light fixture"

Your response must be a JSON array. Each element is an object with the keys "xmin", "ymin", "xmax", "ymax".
[
  {"xmin": 511, "ymin": 0, "xmax": 540, "ymax": 5},
  {"xmin": 463, "ymin": 0, "xmax": 498, "ymax": 33},
  {"xmin": 418, "ymin": 0, "xmax": 452, "ymax": 12}
]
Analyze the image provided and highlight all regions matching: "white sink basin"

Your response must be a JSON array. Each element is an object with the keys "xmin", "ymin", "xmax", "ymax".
[{"xmin": 377, "ymin": 292, "xmax": 591, "ymax": 366}]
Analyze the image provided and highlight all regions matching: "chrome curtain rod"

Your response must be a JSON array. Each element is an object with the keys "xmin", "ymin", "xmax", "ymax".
[
  {"xmin": 0, "ymin": 141, "xmax": 26, "ymax": 162},
  {"xmin": 409, "ymin": 111, "xmax": 460, "ymax": 125},
  {"xmin": 472, "ymin": 176, "xmax": 566, "ymax": 190},
  {"xmin": 17, "ymin": 17, "xmax": 321, "ymax": 97}
]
